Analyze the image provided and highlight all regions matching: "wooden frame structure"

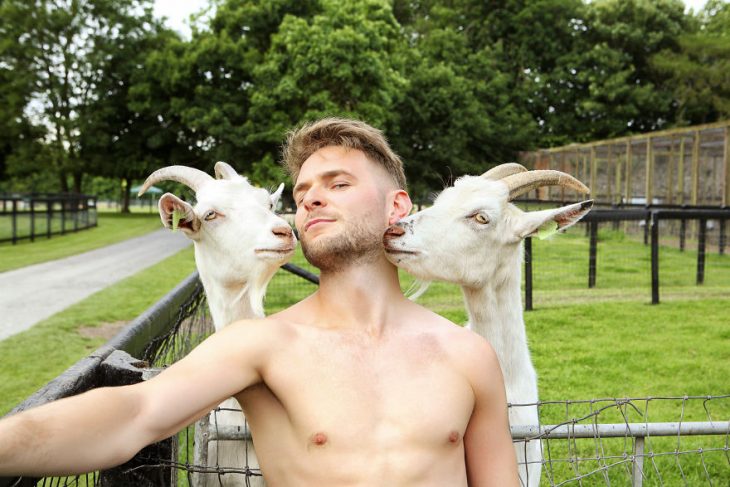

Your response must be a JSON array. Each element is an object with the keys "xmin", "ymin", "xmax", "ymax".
[{"xmin": 520, "ymin": 120, "xmax": 730, "ymax": 206}]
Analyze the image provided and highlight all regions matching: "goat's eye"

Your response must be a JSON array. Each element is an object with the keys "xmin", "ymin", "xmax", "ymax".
[
  {"xmin": 474, "ymin": 213, "xmax": 489, "ymax": 225},
  {"xmin": 204, "ymin": 210, "xmax": 217, "ymax": 221}
]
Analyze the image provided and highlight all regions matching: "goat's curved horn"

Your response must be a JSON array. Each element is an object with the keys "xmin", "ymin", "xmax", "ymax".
[
  {"xmin": 138, "ymin": 166, "xmax": 214, "ymax": 196},
  {"xmin": 481, "ymin": 163, "xmax": 528, "ymax": 181},
  {"xmin": 502, "ymin": 170, "xmax": 590, "ymax": 200},
  {"xmin": 214, "ymin": 161, "xmax": 239, "ymax": 180}
]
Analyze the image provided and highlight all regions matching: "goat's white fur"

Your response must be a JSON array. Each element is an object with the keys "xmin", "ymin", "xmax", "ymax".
[
  {"xmin": 384, "ymin": 171, "xmax": 592, "ymax": 487},
  {"xmin": 145, "ymin": 162, "xmax": 295, "ymax": 486}
]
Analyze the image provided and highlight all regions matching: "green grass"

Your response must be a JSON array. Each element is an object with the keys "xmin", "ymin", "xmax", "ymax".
[
  {"xmin": 0, "ymin": 213, "xmax": 162, "ymax": 272},
  {"xmin": 0, "ymin": 247, "xmax": 196, "ymax": 416}
]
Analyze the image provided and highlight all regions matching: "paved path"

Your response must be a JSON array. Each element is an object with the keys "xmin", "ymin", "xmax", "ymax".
[{"xmin": 0, "ymin": 229, "xmax": 192, "ymax": 341}]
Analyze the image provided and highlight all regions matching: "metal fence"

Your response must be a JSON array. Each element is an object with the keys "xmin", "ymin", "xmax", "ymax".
[
  {"xmin": 519, "ymin": 120, "xmax": 730, "ymax": 207},
  {"xmin": 0, "ymin": 194, "xmax": 98, "ymax": 244},
  {"xmin": 1, "ymin": 237, "xmax": 727, "ymax": 485}
]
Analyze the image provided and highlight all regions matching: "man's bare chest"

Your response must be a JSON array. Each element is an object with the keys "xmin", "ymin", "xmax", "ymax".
[{"xmin": 260, "ymin": 330, "xmax": 475, "ymax": 448}]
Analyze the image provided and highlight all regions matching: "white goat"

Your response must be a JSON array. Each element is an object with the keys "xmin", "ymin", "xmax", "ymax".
[
  {"xmin": 383, "ymin": 164, "xmax": 592, "ymax": 487},
  {"xmin": 140, "ymin": 162, "xmax": 296, "ymax": 486}
]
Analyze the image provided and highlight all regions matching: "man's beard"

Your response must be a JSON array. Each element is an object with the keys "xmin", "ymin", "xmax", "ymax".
[{"xmin": 301, "ymin": 217, "xmax": 384, "ymax": 272}]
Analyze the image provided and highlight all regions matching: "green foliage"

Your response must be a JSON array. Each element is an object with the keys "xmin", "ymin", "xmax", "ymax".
[
  {"xmin": 245, "ymin": 0, "xmax": 408, "ymax": 186},
  {"xmin": 3, "ymin": 0, "xmax": 730, "ymax": 196},
  {"xmin": 0, "ymin": 0, "xmax": 166, "ymax": 193},
  {"xmin": 651, "ymin": 1, "xmax": 730, "ymax": 124}
]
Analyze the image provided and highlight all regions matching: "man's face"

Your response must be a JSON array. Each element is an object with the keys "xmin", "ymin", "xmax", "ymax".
[{"xmin": 293, "ymin": 146, "xmax": 394, "ymax": 271}]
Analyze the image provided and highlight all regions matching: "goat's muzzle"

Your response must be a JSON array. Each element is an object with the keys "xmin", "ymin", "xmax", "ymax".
[
  {"xmin": 273, "ymin": 225, "xmax": 294, "ymax": 240},
  {"xmin": 383, "ymin": 224, "xmax": 405, "ymax": 240}
]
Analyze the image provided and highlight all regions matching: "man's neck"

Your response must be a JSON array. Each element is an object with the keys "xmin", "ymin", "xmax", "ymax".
[{"xmin": 311, "ymin": 253, "xmax": 407, "ymax": 337}]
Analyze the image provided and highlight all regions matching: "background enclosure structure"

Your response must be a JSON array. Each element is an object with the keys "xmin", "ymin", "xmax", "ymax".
[{"xmin": 519, "ymin": 120, "xmax": 730, "ymax": 208}]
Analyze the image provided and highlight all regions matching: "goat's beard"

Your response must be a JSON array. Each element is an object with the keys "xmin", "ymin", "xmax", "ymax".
[{"xmin": 301, "ymin": 218, "xmax": 384, "ymax": 273}]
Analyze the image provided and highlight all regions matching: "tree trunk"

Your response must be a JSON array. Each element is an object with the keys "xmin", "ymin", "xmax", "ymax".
[
  {"xmin": 121, "ymin": 176, "xmax": 131, "ymax": 213},
  {"xmin": 73, "ymin": 172, "xmax": 83, "ymax": 194},
  {"xmin": 59, "ymin": 171, "xmax": 69, "ymax": 193}
]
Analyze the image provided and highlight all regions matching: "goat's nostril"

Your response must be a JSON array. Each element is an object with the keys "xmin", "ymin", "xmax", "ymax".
[
  {"xmin": 384, "ymin": 225, "xmax": 406, "ymax": 239},
  {"xmin": 273, "ymin": 226, "xmax": 293, "ymax": 239}
]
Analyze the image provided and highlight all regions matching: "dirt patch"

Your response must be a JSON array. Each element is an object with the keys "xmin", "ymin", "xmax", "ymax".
[{"xmin": 78, "ymin": 321, "xmax": 128, "ymax": 340}]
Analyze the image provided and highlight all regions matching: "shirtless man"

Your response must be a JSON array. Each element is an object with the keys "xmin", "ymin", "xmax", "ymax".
[{"xmin": 0, "ymin": 118, "xmax": 518, "ymax": 486}]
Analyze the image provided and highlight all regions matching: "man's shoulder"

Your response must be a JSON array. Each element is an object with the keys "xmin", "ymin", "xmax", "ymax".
[
  {"xmin": 220, "ymin": 315, "xmax": 299, "ymax": 346},
  {"xmin": 408, "ymin": 305, "xmax": 498, "ymax": 370}
]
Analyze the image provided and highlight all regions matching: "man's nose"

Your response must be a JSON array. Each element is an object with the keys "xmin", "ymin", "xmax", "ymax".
[
  {"xmin": 383, "ymin": 224, "xmax": 405, "ymax": 240},
  {"xmin": 302, "ymin": 188, "xmax": 326, "ymax": 210}
]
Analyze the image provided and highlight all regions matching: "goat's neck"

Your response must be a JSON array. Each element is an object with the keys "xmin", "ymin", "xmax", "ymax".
[
  {"xmin": 200, "ymin": 274, "xmax": 265, "ymax": 330},
  {"xmin": 461, "ymin": 244, "xmax": 529, "ymax": 384}
]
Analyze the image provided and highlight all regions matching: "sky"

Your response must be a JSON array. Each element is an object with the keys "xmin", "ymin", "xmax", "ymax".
[
  {"xmin": 153, "ymin": 0, "xmax": 209, "ymax": 38},
  {"xmin": 153, "ymin": 0, "xmax": 711, "ymax": 38}
]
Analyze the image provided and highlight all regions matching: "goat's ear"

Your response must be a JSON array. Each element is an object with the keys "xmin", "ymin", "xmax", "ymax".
[
  {"xmin": 513, "ymin": 200, "xmax": 593, "ymax": 241},
  {"xmin": 270, "ymin": 183, "xmax": 285, "ymax": 207},
  {"xmin": 158, "ymin": 193, "xmax": 201, "ymax": 237}
]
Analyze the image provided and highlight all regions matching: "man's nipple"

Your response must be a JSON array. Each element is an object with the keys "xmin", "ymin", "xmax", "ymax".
[
  {"xmin": 448, "ymin": 430, "xmax": 460, "ymax": 444},
  {"xmin": 311, "ymin": 432, "xmax": 328, "ymax": 447}
]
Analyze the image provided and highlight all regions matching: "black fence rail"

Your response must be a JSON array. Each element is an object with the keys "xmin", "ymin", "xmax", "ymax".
[
  {"xmin": 518, "ymin": 205, "xmax": 730, "ymax": 310},
  {"xmin": 0, "ymin": 194, "xmax": 98, "ymax": 245}
]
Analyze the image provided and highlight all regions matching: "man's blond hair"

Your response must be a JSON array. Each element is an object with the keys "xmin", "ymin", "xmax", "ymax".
[{"xmin": 281, "ymin": 117, "xmax": 407, "ymax": 190}]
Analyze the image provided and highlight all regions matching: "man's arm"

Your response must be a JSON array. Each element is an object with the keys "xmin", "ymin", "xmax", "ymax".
[
  {"xmin": 0, "ymin": 319, "xmax": 273, "ymax": 477},
  {"xmin": 463, "ymin": 337, "xmax": 519, "ymax": 487}
]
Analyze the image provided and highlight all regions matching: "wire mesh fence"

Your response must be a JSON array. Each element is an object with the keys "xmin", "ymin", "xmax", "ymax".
[{"xmin": 512, "ymin": 395, "xmax": 730, "ymax": 486}]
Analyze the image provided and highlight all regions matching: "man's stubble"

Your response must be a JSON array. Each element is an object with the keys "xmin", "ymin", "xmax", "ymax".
[{"xmin": 301, "ymin": 211, "xmax": 385, "ymax": 273}]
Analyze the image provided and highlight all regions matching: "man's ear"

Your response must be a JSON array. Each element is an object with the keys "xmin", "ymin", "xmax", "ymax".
[
  {"xmin": 158, "ymin": 193, "xmax": 201, "ymax": 237},
  {"xmin": 513, "ymin": 200, "xmax": 593, "ymax": 240},
  {"xmin": 388, "ymin": 189, "xmax": 413, "ymax": 225}
]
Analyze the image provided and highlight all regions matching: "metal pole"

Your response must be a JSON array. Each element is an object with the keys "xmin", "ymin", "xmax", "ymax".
[
  {"xmin": 651, "ymin": 213, "xmax": 660, "ymax": 304},
  {"xmin": 678, "ymin": 137, "xmax": 686, "ymax": 204},
  {"xmin": 680, "ymin": 218, "xmax": 686, "ymax": 252},
  {"xmin": 46, "ymin": 199, "xmax": 52, "ymax": 239},
  {"xmin": 632, "ymin": 436, "xmax": 645, "ymax": 487},
  {"xmin": 646, "ymin": 137, "xmax": 654, "ymax": 205},
  {"xmin": 11, "ymin": 200, "xmax": 17, "ymax": 245},
  {"xmin": 524, "ymin": 237, "xmax": 533, "ymax": 311},
  {"xmin": 697, "ymin": 218, "xmax": 706, "ymax": 285},
  {"xmin": 720, "ymin": 219, "xmax": 726, "ymax": 256},
  {"xmin": 73, "ymin": 196, "xmax": 78, "ymax": 232},
  {"xmin": 722, "ymin": 127, "xmax": 730, "ymax": 206},
  {"xmin": 510, "ymin": 420, "xmax": 730, "ymax": 439},
  {"xmin": 30, "ymin": 198, "xmax": 35, "ymax": 242},
  {"xmin": 588, "ymin": 221, "xmax": 598, "ymax": 288}
]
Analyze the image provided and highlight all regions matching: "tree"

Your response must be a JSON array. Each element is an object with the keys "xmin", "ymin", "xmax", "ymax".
[
  {"xmin": 651, "ymin": 0, "xmax": 730, "ymax": 125},
  {"xmin": 142, "ymin": 0, "xmax": 322, "ymax": 182},
  {"xmin": 388, "ymin": 23, "xmax": 537, "ymax": 197},
  {"xmin": 245, "ymin": 0, "xmax": 408, "ymax": 187},
  {"xmin": 79, "ymin": 19, "xmax": 186, "ymax": 212},
  {"xmin": 0, "ymin": 0, "xmax": 161, "ymax": 193}
]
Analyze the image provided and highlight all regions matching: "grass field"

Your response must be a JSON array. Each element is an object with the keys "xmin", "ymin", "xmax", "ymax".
[
  {"xmin": 0, "ymin": 213, "xmax": 161, "ymax": 272},
  {"xmin": 0, "ymin": 246, "xmax": 196, "ymax": 416}
]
